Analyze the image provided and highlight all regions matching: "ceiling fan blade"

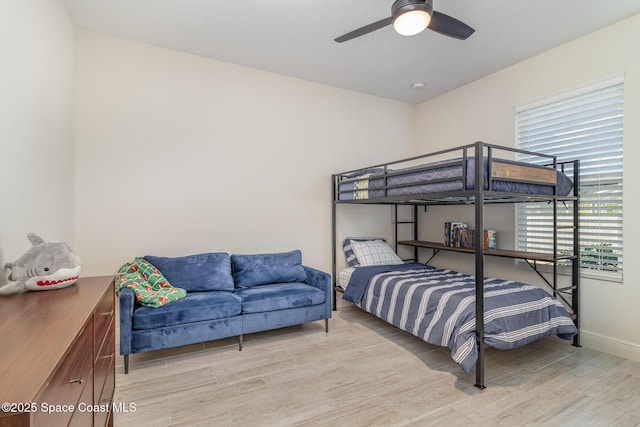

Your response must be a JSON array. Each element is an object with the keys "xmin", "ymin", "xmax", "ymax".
[
  {"xmin": 428, "ymin": 11, "xmax": 475, "ymax": 40},
  {"xmin": 335, "ymin": 17, "xmax": 393, "ymax": 43}
]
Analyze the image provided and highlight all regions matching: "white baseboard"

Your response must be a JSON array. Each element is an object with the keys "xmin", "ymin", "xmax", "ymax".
[{"xmin": 580, "ymin": 329, "xmax": 640, "ymax": 363}]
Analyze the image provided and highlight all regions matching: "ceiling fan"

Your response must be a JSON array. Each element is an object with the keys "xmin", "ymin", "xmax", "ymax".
[{"xmin": 335, "ymin": 0, "xmax": 475, "ymax": 43}]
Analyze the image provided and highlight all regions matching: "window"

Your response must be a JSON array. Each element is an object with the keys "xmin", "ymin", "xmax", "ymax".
[{"xmin": 515, "ymin": 74, "xmax": 624, "ymax": 280}]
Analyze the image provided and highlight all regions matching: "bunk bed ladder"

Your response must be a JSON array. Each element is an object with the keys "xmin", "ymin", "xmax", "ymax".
[{"xmin": 394, "ymin": 205, "xmax": 419, "ymax": 262}]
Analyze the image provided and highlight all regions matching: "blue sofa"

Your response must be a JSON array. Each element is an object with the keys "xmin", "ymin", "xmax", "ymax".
[{"xmin": 118, "ymin": 250, "xmax": 331, "ymax": 373}]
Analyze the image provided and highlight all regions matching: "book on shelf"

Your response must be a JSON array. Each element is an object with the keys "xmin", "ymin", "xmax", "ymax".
[
  {"xmin": 484, "ymin": 229, "xmax": 497, "ymax": 250},
  {"xmin": 459, "ymin": 229, "xmax": 474, "ymax": 249},
  {"xmin": 444, "ymin": 222, "xmax": 497, "ymax": 249},
  {"xmin": 444, "ymin": 221, "xmax": 467, "ymax": 247}
]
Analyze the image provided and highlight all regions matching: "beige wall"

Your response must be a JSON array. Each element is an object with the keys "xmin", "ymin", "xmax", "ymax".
[
  {"xmin": 0, "ymin": 0, "xmax": 75, "ymax": 283},
  {"xmin": 74, "ymin": 31, "xmax": 415, "ymax": 276},
  {"xmin": 414, "ymin": 13, "xmax": 640, "ymax": 360}
]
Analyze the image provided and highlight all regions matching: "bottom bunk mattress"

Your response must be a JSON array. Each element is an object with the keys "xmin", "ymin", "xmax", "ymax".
[{"xmin": 342, "ymin": 263, "xmax": 578, "ymax": 373}]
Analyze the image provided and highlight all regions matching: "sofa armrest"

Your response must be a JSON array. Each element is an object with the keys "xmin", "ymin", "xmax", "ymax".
[
  {"xmin": 118, "ymin": 287, "xmax": 135, "ymax": 355},
  {"xmin": 303, "ymin": 265, "xmax": 332, "ymax": 319}
]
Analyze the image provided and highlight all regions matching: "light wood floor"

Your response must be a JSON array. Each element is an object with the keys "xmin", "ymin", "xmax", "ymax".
[{"xmin": 114, "ymin": 303, "xmax": 640, "ymax": 426}]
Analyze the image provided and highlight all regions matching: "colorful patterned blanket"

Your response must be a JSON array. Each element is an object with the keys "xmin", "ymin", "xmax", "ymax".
[{"xmin": 115, "ymin": 257, "xmax": 186, "ymax": 307}]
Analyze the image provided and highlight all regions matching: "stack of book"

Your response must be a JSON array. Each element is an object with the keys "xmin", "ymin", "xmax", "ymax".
[
  {"xmin": 444, "ymin": 222, "xmax": 497, "ymax": 250},
  {"xmin": 444, "ymin": 222, "xmax": 468, "ymax": 247}
]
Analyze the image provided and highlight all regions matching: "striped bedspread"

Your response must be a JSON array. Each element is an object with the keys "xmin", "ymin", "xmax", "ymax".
[{"xmin": 342, "ymin": 264, "xmax": 578, "ymax": 373}]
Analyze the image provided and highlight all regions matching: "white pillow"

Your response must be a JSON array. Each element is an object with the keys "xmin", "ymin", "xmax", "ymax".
[
  {"xmin": 350, "ymin": 239, "xmax": 403, "ymax": 266},
  {"xmin": 343, "ymin": 237, "xmax": 386, "ymax": 267}
]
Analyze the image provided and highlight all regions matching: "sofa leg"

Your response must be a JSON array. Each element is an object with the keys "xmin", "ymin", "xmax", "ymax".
[
  {"xmin": 325, "ymin": 318, "xmax": 329, "ymax": 333},
  {"xmin": 238, "ymin": 334, "xmax": 243, "ymax": 351},
  {"xmin": 124, "ymin": 355, "xmax": 129, "ymax": 374}
]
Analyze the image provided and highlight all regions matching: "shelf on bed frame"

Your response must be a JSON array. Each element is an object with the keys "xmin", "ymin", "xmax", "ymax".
[{"xmin": 397, "ymin": 240, "xmax": 578, "ymax": 263}]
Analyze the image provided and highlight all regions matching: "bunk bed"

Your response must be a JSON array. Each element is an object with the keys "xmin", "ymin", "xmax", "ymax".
[{"xmin": 331, "ymin": 141, "xmax": 580, "ymax": 389}]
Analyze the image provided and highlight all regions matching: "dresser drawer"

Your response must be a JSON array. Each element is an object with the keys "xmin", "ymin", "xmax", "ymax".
[
  {"xmin": 94, "ymin": 320, "xmax": 115, "ymax": 399},
  {"xmin": 94, "ymin": 287, "xmax": 115, "ymax": 361},
  {"xmin": 94, "ymin": 359, "xmax": 115, "ymax": 427},
  {"xmin": 33, "ymin": 321, "xmax": 93, "ymax": 427},
  {"xmin": 68, "ymin": 372, "xmax": 94, "ymax": 427}
]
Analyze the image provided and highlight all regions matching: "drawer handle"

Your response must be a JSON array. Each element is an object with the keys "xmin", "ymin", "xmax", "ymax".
[
  {"xmin": 65, "ymin": 377, "xmax": 83, "ymax": 385},
  {"xmin": 101, "ymin": 311, "xmax": 114, "ymax": 316},
  {"xmin": 99, "ymin": 354, "xmax": 114, "ymax": 360}
]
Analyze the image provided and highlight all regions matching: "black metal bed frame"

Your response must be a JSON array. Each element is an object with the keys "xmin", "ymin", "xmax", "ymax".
[{"xmin": 331, "ymin": 141, "xmax": 580, "ymax": 389}]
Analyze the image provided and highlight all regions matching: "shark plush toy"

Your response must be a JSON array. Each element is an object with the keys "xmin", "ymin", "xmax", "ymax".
[{"xmin": 0, "ymin": 233, "xmax": 81, "ymax": 295}]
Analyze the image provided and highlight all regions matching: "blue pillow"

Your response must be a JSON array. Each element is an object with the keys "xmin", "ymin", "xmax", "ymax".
[
  {"xmin": 231, "ymin": 250, "xmax": 307, "ymax": 288},
  {"xmin": 144, "ymin": 252, "xmax": 234, "ymax": 292}
]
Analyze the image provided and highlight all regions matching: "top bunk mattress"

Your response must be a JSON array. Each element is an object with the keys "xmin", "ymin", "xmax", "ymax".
[{"xmin": 337, "ymin": 156, "xmax": 573, "ymax": 201}]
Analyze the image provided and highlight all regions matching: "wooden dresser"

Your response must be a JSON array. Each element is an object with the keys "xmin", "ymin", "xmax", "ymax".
[{"xmin": 0, "ymin": 276, "xmax": 115, "ymax": 427}]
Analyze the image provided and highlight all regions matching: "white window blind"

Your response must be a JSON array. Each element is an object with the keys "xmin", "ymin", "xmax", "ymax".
[{"xmin": 515, "ymin": 75, "xmax": 624, "ymax": 280}]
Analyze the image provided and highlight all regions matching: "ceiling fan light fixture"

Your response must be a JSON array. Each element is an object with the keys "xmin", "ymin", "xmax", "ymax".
[
  {"xmin": 333, "ymin": 0, "xmax": 473, "ymax": 44},
  {"xmin": 392, "ymin": 0, "xmax": 433, "ymax": 36},
  {"xmin": 393, "ymin": 10, "xmax": 431, "ymax": 36}
]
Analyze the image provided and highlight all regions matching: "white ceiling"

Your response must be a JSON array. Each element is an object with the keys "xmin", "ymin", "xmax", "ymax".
[{"xmin": 64, "ymin": 0, "xmax": 640, "ymax": 104}]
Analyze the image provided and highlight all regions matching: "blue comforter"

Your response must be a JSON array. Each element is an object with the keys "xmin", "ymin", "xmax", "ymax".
[{"xmin": 343, "ymin": 264, "xmax": 578, "ymax": 373}]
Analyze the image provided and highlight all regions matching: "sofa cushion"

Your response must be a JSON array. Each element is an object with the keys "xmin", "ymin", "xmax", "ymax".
[
  {"xmin": 132, "ymin": 291, "xmax": 241, "ymax": 330},
  {"xmin": 235, "ymin": 283, "xmax": 324, "ymax": 314},
  {"xmin": 144, "ymin": 252, "xmax": 234, "ymax": 292},
  {"xmin": 231, "ymin": 250, "xmax": 307, "ymax": 289}
]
